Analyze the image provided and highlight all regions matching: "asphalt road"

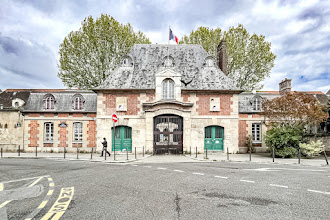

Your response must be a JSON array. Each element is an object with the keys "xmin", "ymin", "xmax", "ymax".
[{"xmin": 1, "ymin": 157, "xmax": 330, "ymax": 220}]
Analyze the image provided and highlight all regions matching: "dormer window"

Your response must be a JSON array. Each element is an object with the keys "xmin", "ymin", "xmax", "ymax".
[
  {"xmin": 72, "ymin": 94, "xmax": 85, "ymax": 110},
  {"xmin": 204, "ymin": 56, "xmax": 215, "ymax": 67},
  {"xmin": 121, "ymin": 56, "xmax": 133, "ymax": 67},
  {"xmin": 162, "ymin": 78, "xmax": 175, "ymax": 100},
  {"xmin": 43, "ymin": 94, "xmax": 55, "ymax": 110},
  {"xmin": 252, "ymin": 97, "xmax": 262, "ymax": 111}
]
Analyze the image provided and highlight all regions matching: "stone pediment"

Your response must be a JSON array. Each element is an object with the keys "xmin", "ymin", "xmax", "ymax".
[
  {"xmin": 143, "ymin": 100, "xmax": 193, "ymax": 111},
  {"xmin": 155, "ymin": 69, "xmax": 181, "ymax": 78}
]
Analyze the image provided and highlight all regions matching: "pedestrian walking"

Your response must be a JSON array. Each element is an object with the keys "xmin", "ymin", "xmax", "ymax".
[{"xmin": 101, "ymin": 137, "xmax": 111, "ymax": 157}]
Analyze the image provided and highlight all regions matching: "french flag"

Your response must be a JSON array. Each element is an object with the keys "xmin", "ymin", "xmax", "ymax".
[{"xmin": 169, "ymin": 28, "xmax": 178, "ymax": 44}]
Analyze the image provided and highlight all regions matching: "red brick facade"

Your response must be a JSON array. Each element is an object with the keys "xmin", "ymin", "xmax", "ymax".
[
  {"xmin": 28, "ymin": 120, "xmax": 39, "ymax": 147},
  {"xmin": 103, "ymin": 93, "xmax": 140, "ymax": 115},
  {"xmin": 239, "ymin": 120, "xmax": 248, "ymax": 147},
  {"xmin": 196, "ymin": 94, "xmax": 233, "ymax": 115},
  {"xmin": 87, "ymin": 120, "xmax": 97, "ymax": 147},
  {"xmin": 58, "ymin": 121, "xmax": 68, "ymax": 147}
]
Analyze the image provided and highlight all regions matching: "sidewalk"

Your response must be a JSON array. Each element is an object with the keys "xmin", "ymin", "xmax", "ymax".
[
  {"xmin": 185, "ymin": 151, "xmax": 330, "ymax": 167},
  {"xmin": 0, "ymin": 151, "xmax": 152, "ymax": 163},
  {"xmin": 1, "ymin": 151, "xmax": 329, "ymax": 167}
]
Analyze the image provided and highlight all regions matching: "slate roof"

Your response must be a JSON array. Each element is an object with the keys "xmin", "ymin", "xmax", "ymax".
[
  {"xmin": 23, "ymin": 90, "xmax": 97, "ymax": 113},
  {"xmin": 97, "ymin": 44, "xmax": 240, "ymax": 91},
  {"xmin": 0, "ymin": 90, "xmax": 31, "ymax": 109},
  {"xmin": 239, "ymin": 92, "xmax": 280, "ymax": 113}
]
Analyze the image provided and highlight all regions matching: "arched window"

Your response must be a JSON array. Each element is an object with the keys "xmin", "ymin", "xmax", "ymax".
[
  {"xmin": 43, "ymin": 94, "xmax": 55, "ymax": 110},
  {"xmin": 72, "ymin": 94, "xmax": 85, "ymax": 110},
  {"xmin": 162, "ymin": 79, "xmax": 175, "ymax": 100}
]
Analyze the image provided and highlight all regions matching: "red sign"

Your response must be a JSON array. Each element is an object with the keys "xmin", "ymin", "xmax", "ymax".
[{"xmin": 112, "ymin": 114, "xmax": 118, "ymax": 123}]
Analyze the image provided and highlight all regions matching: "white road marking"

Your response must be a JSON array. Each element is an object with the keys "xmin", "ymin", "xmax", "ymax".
[
  {"xmin": 131, "ymin": 165, "xmax": 138, "ymax": 167},
  {"xmin": 143, "ymin": 166, "xmax": 152, "ymax": 168},
  {"xmin": 0, "ymin": 176, "xmax": 49, "ymax": 184},
  {"xmin": 157, "ymin": 167, "xmax": 167, "ymax": 170},
  {"xmin": 173, "ymin": 170, "xmax": 184, "ymax": 173},
  {"xmin": 214, "ymin": 176, "xmax": 228, "ymax": 179},
  {"xmin": 270, "ymin": 184, "xmax": 288, "ymax": 188},
  {"xmin": 192, "ymin": 172, "xmax": 204, "ymax": 175},
  {"xmin": 307, "ymin": 189, "xmax": 330, "ymax": 195},
  {"xmin": 240, "ymin": 180, "xmax": 255, "ymax": 183},
  {"xmin": 246, "ymin": 168, "xmax": 326, "ymax": 172},
  {"xmin": 0, "ymin": 183, "xmax": 3, "ymax": 191}
]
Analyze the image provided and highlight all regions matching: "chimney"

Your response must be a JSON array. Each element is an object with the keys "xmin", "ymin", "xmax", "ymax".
[
  {"xmin": 279, "ymin": 78, "xmax": 292, "ymax": 95},
  {"xmin": 217, "ymin": 40, "xmax": 227, "ymax": 75}
]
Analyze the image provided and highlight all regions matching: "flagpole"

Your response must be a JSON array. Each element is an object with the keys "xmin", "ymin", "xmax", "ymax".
[{"xmin": 168, "ymin": 25, "xmax": 170, "ymax": 63}]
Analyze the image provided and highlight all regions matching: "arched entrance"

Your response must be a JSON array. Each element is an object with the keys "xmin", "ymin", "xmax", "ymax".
[
  {"xmin": 153, "ymin": 114, "xmax": 183, "ymax": 154},
  {"xmin": 204, "ymin": 126, "xmax": 224, "ymax": 151},
  {"xmin": 111, "ymin": 126, "xmax": 132, "ymax": 152}
]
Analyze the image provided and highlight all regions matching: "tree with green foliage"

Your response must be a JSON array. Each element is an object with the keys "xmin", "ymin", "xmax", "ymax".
[
  {"xmin": 58, "ymin": 14, "xmax": 151, "ymax": 89},
  {"xmin": 180, "ymin": 24, "xmax": 276, "ymax": 91}
]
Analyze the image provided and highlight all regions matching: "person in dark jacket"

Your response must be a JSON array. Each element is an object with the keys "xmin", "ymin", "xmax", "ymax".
[{"xmin": 101, "ymin": 137, "xmax": 111, "ymax": 157}]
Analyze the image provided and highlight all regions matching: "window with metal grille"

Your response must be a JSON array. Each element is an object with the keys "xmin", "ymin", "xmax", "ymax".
[
  {"xmin": 73, "ymin": 122, "xmax": 83, "ymax": 142},
  {"xmin": 162, "ymin": 79, "xmax": 175, "ymax": 100},
  {"xmin": 215, "ymin": 127, "xmax": 222, "ymax": 138},
  {"xmin": 205, "ymin": 127, "xmax": 212, "ymax": 138},
  {"xmin": 252, "ymin": 123, "xmax": 261, "ymax": 142},
  {"xmin": 124, "ymin": 127, "xmax": 132, "ymax": 139},
  {"xmin": 44, "ymin": 122, "xmax": 54, "ymax": 142}
]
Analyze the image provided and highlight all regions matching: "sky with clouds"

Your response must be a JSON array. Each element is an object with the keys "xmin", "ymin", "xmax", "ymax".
[{"xmin": 0, "ymin": 0, "xmax": 329, "ymax": 93}]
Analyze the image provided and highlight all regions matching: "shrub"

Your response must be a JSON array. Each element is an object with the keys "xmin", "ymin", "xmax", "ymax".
[
  {"xmin": 264, "ymin": 124, "xmax": 303, "ymax": 158},
  {"xmin": 275, "ymin": 147, "xmax": 298, "ymax": 158},
  {"xmin": 299, "ymin": 140, "xmax": 324, "ymax": 157}
]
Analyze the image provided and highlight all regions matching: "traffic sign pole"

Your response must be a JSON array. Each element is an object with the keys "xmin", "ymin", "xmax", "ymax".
[{"xmin": 112, "ymin": 114, "xmax": 117, "ymax": 161}]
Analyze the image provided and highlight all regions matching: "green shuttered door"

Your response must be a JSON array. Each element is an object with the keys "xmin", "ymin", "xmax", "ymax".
[
  {"xmin": 112, "ymin": 126, "xmax": 132, "ymax": 151},
  {"xmin": 204, "ymin": 126, "xmax": 224, "ymax": 151}
]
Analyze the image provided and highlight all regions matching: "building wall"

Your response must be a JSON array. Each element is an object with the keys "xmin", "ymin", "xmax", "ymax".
[
  {"xmin": 24, "ymin": 113, "xmax": 96, "ymax": 152},
  {"xmin": 0, "ymin": 111, "xmax": 24, "ymax": 151},
  {"xmin": 238, "ymin": 114, "xmax": 268, "ymax": 153},
  {"xmin": 96, "ymin": 90, "xmax": 240, "ymax": 154}
]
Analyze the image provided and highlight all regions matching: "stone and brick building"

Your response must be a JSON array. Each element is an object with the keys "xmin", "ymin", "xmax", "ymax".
[{"xmin": 0, "ymin": 43, "xmax": 328, "ymax": 154}]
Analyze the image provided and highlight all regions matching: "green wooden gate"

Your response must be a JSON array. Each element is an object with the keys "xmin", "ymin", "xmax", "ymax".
[
  {"xmin": 112, "ymin": 126, "xmax": 132, "ymax": 152},
  {"xmin": 204, "ymin": 126, "xmax": 224, "ymax": 151}
]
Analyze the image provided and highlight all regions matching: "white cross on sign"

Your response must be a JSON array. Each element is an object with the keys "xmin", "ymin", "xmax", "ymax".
[{"xmin": 112, "ymin": 114, "xmax": 118, "ymax": 123}]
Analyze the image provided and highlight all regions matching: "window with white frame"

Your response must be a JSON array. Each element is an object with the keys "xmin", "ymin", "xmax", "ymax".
[
  {"xmin": 44, "ymin": 122, "xmax": 54, "ymax": 142},
  {"xmin": 162, "ymin": 79, "xmax": 175, "ymax": 100},
  {"xmin": 72, "ymin": 94, "xmax": 84, "ymax": 110},
  {"xmin": 73, "ymin": 122, "xmax": 83, "ymax": 142},
  {"xmin": 44, "ymin": 94, "xmax": 55, "ymax": 110},
  {"xmin": 252, "ymin": 123, "xmax": 261, "ymax": 142},
  {"xmin": 252, "ymin": 98, "xmax": 261, "ymax": 111}
]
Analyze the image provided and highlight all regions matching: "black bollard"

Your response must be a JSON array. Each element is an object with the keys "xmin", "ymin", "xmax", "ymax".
[
  {"xmin": 91, "ymin": 148, "xmax": 93, "ymax": 160},
  {"xmin": 196, "ymin": 147, "xmax": 197, "ymax": 158},
  {"xmin": 36, "ymin": 146, "xmax": 37, "ymax": 157},
  {"xmin": 206, "ymin": 148, "xmax": 208, "ymax": 159},
  {"xmin": 64, "ymin": 147, "xmax": 66, "ymax": 159},
  {"xmin": 227, "ymin": 147, "xmax": 229, "ymax": 160},
  {"xmin": 272, "ymin": 147, "xmax": 275, "ymax": 162},
  {"xmin": 18, "ymin": 145, "xmax": 20, "ymax": 156},
  {"xmin": 190, "ymin": 146, "xmax": 191, "ymax": 156},
  {"xmin": 249, "ymin": 145, "xmax": 252, "ymax": 161},
  {"xmin": 143, "ymin": 146, "xmax": 145, "ymax": 157},
  {"xmin": 77, "ymin": 148, "xmax": 79, "ymax": 159},
  {"xmin": 298, "ymin": 148, "xmax": 301, "ymax": 164},
  {"xmin": 324, "ymin": 150, "xmax": 329, "ymax": 165},
  {"xmin": 1, "ymin": 148, "xmax": 2, "ymax": 158},
  {"xmin": 135, "ymin": 147, "xmax": 136, "ymax": 159}
]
